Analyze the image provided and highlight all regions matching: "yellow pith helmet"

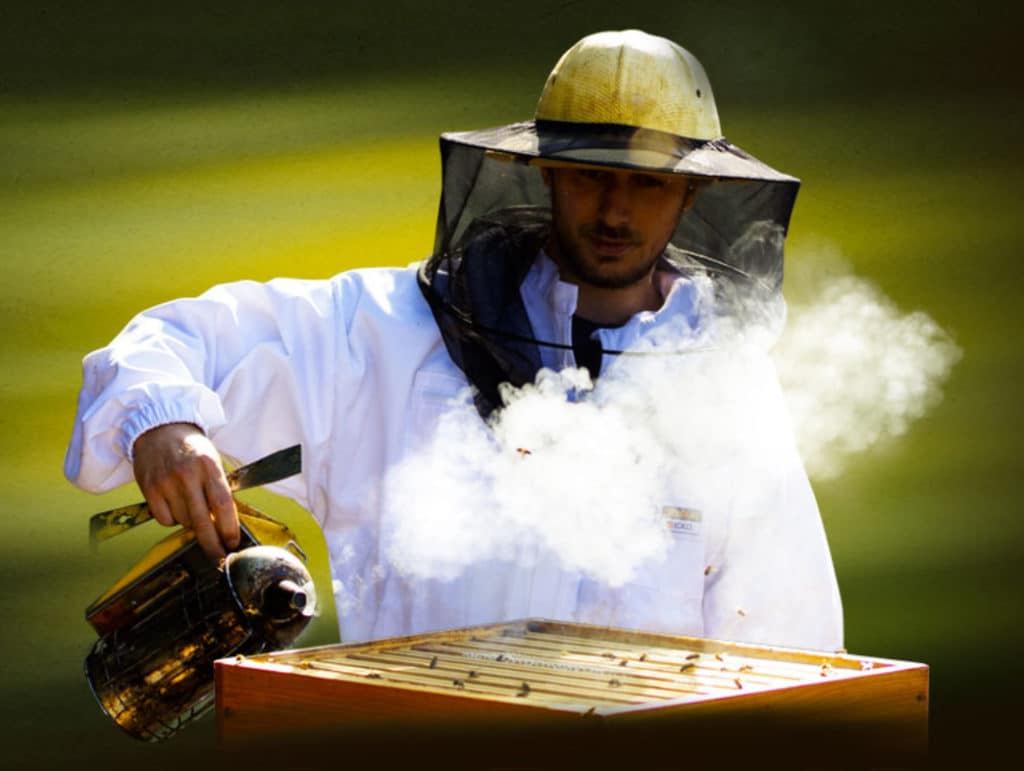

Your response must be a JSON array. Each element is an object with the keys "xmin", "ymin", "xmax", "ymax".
[
  {"xmin": 536, "ymin": 29, "xmax": 722, "ymax": 141},
  {"xmin": 441, "ymin": 29, "xmax": 795, "ymax": 180}
]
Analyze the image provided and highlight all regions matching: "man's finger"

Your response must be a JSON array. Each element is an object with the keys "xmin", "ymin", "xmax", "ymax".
[
  {"xmin": 204, "ymin": 472, "xmax": 240, "ymax": 550},
  {"xmin": 166, "ymin": 487, "xmax": 193, "ymax": 529},
  {"xmin": 147, "ymin": 494, "xmax": 174, "ymax": 527},
  {"xmin": 184, "ymin": 484, "xmax": 225, "ymax": 560}
]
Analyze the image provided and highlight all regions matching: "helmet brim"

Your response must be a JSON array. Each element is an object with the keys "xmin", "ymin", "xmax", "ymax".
[{"xmin": 443, "ymin": 120, "xmax": 799, "ymax": 184}]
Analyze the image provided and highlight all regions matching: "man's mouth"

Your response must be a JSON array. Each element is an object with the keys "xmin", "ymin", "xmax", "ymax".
[
  {"xmin": 589, "ymin": 237, "xmax": 632, "ymax": 257},
  {"xmin": 586, "ymin": 230, "xmax": 639, "ymax": 258}
]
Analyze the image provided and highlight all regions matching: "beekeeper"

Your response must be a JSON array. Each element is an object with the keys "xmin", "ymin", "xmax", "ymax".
[{"xmin": 65, "ymin": 30, "xmax": 843, "ymax": 651}]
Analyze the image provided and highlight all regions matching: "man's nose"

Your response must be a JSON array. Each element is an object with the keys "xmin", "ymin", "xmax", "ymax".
[{"xmin": 598, "ymin": 177, "xmax": 631, "ymax": 226}]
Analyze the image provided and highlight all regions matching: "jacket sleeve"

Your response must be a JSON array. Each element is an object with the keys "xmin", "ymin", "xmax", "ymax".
[
  {"xmin": 701, "ymin": 354, "xmax": 844, "ymax": 652},
  {"xmin": 63, "ymin": 276, "xmax": 349, "ymax": 515}
]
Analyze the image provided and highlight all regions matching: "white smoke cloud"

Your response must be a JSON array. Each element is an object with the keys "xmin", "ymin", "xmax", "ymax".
[
  {"xmin": 382, "ymin": 252, "xmax": 960, "ymax": 586},
  {"xmin": 774, "ymin": 257, "xmax": 962, "ymax": 479},
  {"xmin": 385, "ymin": 322, "xmax": 793, "ymax": 587},
  {"xmin": 385, "ymin": 366, "xmax": 674, "ymax": 587}
]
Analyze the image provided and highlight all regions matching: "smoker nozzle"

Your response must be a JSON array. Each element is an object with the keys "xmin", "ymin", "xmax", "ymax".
[
  {"xmin": 270, "ymin": 579, "xmax": 308, "ymax": 612},
  {"xmin": 225, "ymin": 544, "xmax": 318, "ymax": 644}
]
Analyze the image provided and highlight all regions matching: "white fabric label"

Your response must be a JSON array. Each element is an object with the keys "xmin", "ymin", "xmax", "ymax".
[{"xmin": 662, "ymin": 505, "xmax": 702, "ymax": 537}]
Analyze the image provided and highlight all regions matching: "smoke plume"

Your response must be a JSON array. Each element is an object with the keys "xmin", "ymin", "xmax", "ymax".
[
  {"xmin": 773, "ymin": 261, "xmax": 961, "ymax": 479},
  {"xmin": 381, "ymin": 253, "xmax": 960, "ymax": 587}
]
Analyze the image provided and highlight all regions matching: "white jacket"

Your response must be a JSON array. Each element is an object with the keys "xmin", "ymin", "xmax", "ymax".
[{"xmin": 66, "ymin": 254, "xmax": 843, "ymax": 650}]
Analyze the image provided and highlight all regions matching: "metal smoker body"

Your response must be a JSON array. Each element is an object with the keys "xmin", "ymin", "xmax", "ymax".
[{"xmin": 83, "ymin": 447, "xmax": 316, "ymax": 742}]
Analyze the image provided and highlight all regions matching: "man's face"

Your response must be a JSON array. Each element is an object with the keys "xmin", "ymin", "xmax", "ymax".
[{"xmin": 545, "ymin": 166, "xmax": 690, "ymax": 290}]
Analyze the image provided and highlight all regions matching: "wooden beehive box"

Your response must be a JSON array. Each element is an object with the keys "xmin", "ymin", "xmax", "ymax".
[{"xmin": 216, "ymin": 618, "xmax": 928, "ymax": 764}]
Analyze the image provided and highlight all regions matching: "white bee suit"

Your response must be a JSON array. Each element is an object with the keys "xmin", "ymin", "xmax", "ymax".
[{"xmin": 65, "ymin": 254, "xmax": 842, "ymax": 651}]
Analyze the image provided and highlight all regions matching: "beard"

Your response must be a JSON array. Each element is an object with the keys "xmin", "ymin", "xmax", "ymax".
[{"xmin": 553, "ymin": 222, "xmax": 661, "ymax": 289}]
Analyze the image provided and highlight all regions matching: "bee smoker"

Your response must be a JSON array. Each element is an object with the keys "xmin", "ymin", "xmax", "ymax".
[{"xmin": 84, "ymin": 500, "xmax": 317, "ymax": 742}]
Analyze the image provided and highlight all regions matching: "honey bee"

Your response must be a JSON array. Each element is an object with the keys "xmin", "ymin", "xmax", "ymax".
[
  {"xmin": 467, "ymin": 670, "xmax": 479, "ymax": 678},
  {"xmin": 619, "ymin": 660, "xmax": 628, "ymax": 667},
  {"xmin": 608, "ymin": 678, "xmax": 622, "ymax": 688},
  {"xmin": 453, "ymin": 678, "xmax": 465, "ymax": 688},
  {"xmin": 515, "ymin": 447, "xmax": 532, "ymax": 457},
  {"xmin": 736, "ymin": 608, "xmax": 747, "ymax": 617},
  {"xmin": 366, "ymin": 673, "xmax": 382, "ymax": 679},
  {"xmin": 704, "ymin": 565, "xmax": 713, "ymax": 576},
  {"xmin": 496, "ymin": 653, "xmax": 506, "ymax": 662},
  {"xmin": 715, "ymin": 653, "xmax": 725, "ymax": 662},
  {"xmin": 685, "ymin": 653, "xmax": 700, "ymax": 661},
  {"xmin": 739, "ymin": 665, "xmax": 754, "ymax": 673},
  {"xmin": 516, "ymin": 682, "xmax": 531, "ymax": 697},
  {"xmin": 639, "ymin": 653, "xmax": 648, "ymax": 662},
  {"xmin": 429, "ymin": 656, "xmax": 438, "ymax": 669},
  {"xmin": 679, "ymin": 663, "xmax": 696, "ymax": 673},
  {"xmin": 583, "ymin": 707, "xmax": 596, "ymax": 717},
  {"xmin": 601, "ymin": 652, "xmax": 616, "ymax": 659},
  {"xmin": 734, "ymin": 678, "xmax": 743, "ymax": 689}
]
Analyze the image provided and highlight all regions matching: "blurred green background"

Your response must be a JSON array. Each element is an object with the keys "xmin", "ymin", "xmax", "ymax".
[{"xmin": 1, "ymin": 1, "xmax": 1019, "ymax": 766}]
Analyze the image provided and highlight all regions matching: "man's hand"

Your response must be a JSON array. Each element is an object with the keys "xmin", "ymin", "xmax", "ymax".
[{"xmin": 132, "ymin": 423, "xmax": 241, "ymax": 560}]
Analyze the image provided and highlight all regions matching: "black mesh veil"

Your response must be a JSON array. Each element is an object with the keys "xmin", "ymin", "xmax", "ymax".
[{"xmin": 418, "ymin": 120, "xmax": 800, "ymax": 417}]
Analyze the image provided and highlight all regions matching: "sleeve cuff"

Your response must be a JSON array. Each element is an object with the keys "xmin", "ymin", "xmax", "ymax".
[{"xmin": 120, "ymin": 402, "xmax": 213, "ymax": 462}]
